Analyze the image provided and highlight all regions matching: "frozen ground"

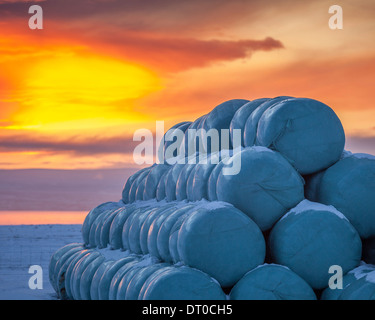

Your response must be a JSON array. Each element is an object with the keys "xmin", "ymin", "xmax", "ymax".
[{"xmin": 0, "ymin": 224, "xmax": 82, "ymax": 300}]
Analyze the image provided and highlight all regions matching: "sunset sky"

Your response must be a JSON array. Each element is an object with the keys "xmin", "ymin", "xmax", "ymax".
[{"xmin": 0, "ymin": 0, "xmax": 374, "ymax": 172}]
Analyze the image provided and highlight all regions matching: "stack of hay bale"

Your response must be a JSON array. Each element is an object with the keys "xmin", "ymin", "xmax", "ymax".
[{"xmin": 49, "ymin": 97, "xmax": 375, "ymax": 300}]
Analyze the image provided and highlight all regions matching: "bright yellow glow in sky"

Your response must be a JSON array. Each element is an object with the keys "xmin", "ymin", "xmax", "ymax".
[{"xmin": 8, "ymin": 54, "xmax": 162, "ymax": 128}]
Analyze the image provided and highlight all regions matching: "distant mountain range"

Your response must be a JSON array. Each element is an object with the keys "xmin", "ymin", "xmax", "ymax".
[{"xmin": 0, "ymin": 168, "xmax": 138, "ymax": 211}]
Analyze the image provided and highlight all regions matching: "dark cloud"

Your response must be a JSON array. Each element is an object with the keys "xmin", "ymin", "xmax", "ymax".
[
  {"xmin": 345, "ymin": 135, "xmax": 375, "ymax": 155},
  {"xmin": 0, "ymin": 167, "xmax": 137, "ymax": 210},
  {"xmin": 0, "ymin": 0, "xmax": 45, "ymax": 4},
  {"xmin": 3, "ymin": 133, "xmax": 373, "ymax": 159},
  {"xmin": 0, "ymin": 133, "xmax": 141, "ymax": 155},
  {"xmin": 100, "ymin": 34, "xmax": 284, "ymax": 72},
  {"xmin": 1, "ymin": 0, "xmax": 255, "ymax": 21}
]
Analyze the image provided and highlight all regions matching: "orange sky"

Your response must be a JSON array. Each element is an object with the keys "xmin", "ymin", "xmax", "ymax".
[{"xmin": 0, "ymin": 0, "xmax": 374, "ymax": 170}]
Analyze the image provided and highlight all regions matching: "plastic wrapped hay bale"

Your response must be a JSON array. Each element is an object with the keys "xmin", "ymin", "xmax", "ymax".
[
  {"xmin": 107, "ymin": 259, "xmax": 141, "ymax": 300},
  {"xmin": 135, "ymin": 176, "xmax": 147, "ymax": 201},
  {"xmin": 88, "ymin": 206, "xmax": 124, "ymax": 248},
  {"xmin": 157, "ymin": 121, "xmax": 191, "ymax": 164},
  {"xmin": 175, "ymin": 154, "xmax": 200, "ymax": 201},
  {"xmin": 122, "ymin": 204, "xmax": 154, "ymax": 251},
  {"xmin": 52, "ymin": 247, "xmax": 84, "ymax": 292},
  {"xmin": 177, "ymin": 201, "xmax": 266, "ymax": 287},
  {"xmin": 49, "ymin": 243, "xmax": 81, "ymax": 288},
  {"xmin": 137, "ymin": 266, "xmax": 175, "ymax": 299},
  {"xmin": 139, "ymin": 204, "xmax": 176, "ymax": 254},
  {"xmin": 338, "ymin": 270, "xmax": 375, "ymax": 300},
  {"xmin": 216, "ymin": 147, "xmax": 304, "ymax": 231},
  {"xmin": 71, "ymin": 251, "xmax": 102, "ymax": 300},
  {"xmin": 125, "ymin": 263, "xmax": 170, "ymax": 300},
  {"xmin": 142, "ymin": 164, "xmax": 170, "ymax": 200},
  {"xmin": 156, "ymin": 169, "xmax": 170, "ymax": 201},
  {"xmin": 184, "ymin": 152, "xmax": 219, "ymax": 201},
  {"xmin": 200, "ymin": 99, "xmax": 249, "ymax": 151},
  {"xmin": 110, "ymin": 260, "xmax": 147, "ymax": 300},
  {"xmin": 122, "ymin": 167, "xmax": 150, "ymax": 204},
  {"xmin": 185, "ymin": 163, "xmax": 199, "ymax": 201},
  {"xmin": 207, "ymin": 150, "xmax": 233, "ymax": 201},
  {"xmin": 98, "ymin": 256, "xmax": 140, "ymax": 300},
  {"xmin": 90, "ymin": 260, "xmax": 114, "ymax": 300},
  {"xmin": 157, "ymin": 204, "xmax": 195, "ymax": 262},
  {"xmin": 64, "ymin": 250, "xmax": 95, "ymax": 299},
  {"xmin": 128, "ymin": 207, "xmax": 158, "ymax": 254},
  {"xmin": 147, "ymin": 205, "xmax": 181, "ymax": 259},
  {"xmin": 139, "ymin": 266, "xmax": 226, "ymax": 300},
  {"xmin": 98, "ymin": 208, "xmax": 122, "ymax": 248},
  {"xmin": 127, "ymin": 202, "xmax": 174, "ymax": 255},
  {"xmin": 169, "ymin": 210, "xmax": 195, "ymax": 264},
  {"xmin": 317, "ymin": 153, "xmax": 375, "ymax": 238},
  {"xmin": 89, "ymin": 211, "xmax": 110, "ymax": 248},
  {"xmin": 229, "ymin": 264, "xmax": 316, "ymax": 300},
  {"xmin": 179, "ymin": 115, "xmax": 207, "ymax": 158},
  {"xmin": 256, "ymin": 98, "xmax": 345, "ymax": 175},
  {"xmin": 165, "ymin": 163, "xmax": 185, "ymax": 201},
  {"xmin": 230, "ymin": 98, "xmax": 269, "ymax": 147},
  {"xmin": 128, "ymin": 166, "xmax": 154, "ymax": 203},
  {"xmin": 80, "ymin": 254, "xmax": 106, "ymax": 300},
  {"xmin": 109, "ymin": 206, "xmax": 136, "ymax": 250},
  {"xmin": 303, "ymin": 148, "xmax": 353, "ymax": 201},
  {"xmin": 114, "ymin": 201, "xmax": 154, "ymax": 251},
  {"xmin": 82, "ymin": 202, "xmax": 122, "ymax": 245},
  {"xmin": 321, "ymin": 263, "xmax": 375, "ymax": 300},
  {"xmin": 243, "ymin": 96, "xmax": 291, "ymax": 147},
  {"xmin": 49, "ymin": 243, "xmax": 84, "ymax": 293},
  {"xmin": 269, "ymin": 200, "xmax": 362, "ymax": 289},
  {"xmin": 190, "ymin": 152, "xmax": 221, "ymax": 201},
  {"xmin": 57, "ymin": 249, "xmax": 90, "ymax": 300}
]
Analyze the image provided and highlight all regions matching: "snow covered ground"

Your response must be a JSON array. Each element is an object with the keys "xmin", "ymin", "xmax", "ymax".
[{"xmin": 0, "ymin": 224, "xmax": 82, "ymax": 300}]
